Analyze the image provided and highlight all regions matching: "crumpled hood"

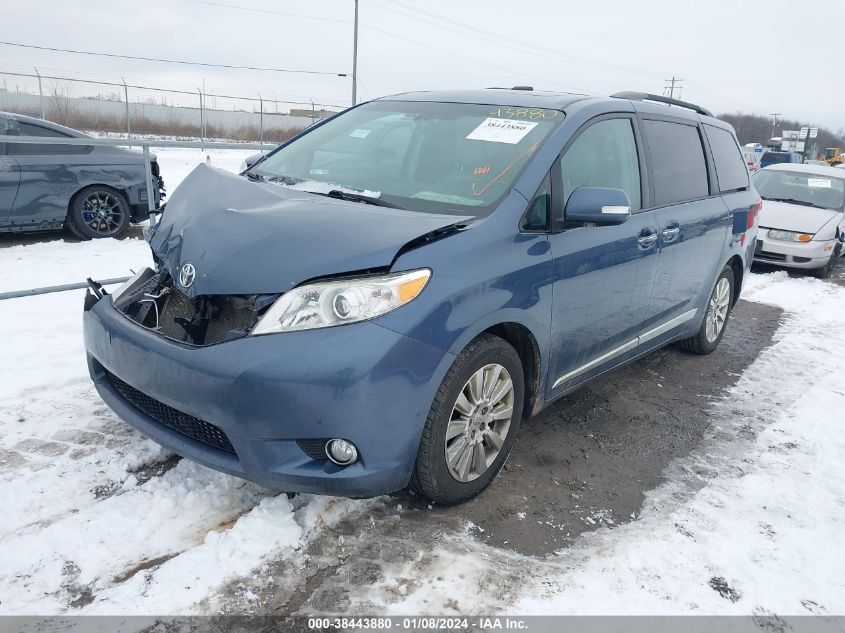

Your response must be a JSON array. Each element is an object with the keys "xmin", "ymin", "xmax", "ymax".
[
  {"xmin": 147, "ymin": 164, "xmax": 471, "ymax": 297},
  {"xmin": 759, "ymin": 199, "xmax": 840, "ymax": 234}
]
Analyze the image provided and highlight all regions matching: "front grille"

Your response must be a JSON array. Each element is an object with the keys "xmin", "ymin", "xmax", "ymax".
[
  {"xmin": 106, "ymin": 371, "xmax": 236, "ymax": 455},
  {"xmin": 296, "ymin": 439, "xmax": 328, "ymax": 460},
  {"xmin": 759, "ymin": 250, "xmax": 787, "ymax": 262}
]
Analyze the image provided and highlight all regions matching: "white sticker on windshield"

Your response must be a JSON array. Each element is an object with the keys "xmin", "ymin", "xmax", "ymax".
[
  {"xmin": 808, "ymin": 178, "xmax": 832, "ymax": 188},
  {"xmin": 350, "ymin": 128, "xmax": 371, "ymax": 138},
  {"xmin": 466, "ymin": 118, "xmax": 538, "ymax": 144}
]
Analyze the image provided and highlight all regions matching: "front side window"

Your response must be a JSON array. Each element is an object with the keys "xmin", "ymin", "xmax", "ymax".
[
  {"xmin": 753, "ymin": 170, "xmax": 845, "ymax": 211},
  {"xmin": 643, "ymin": 119, "xmax": 709, "ymax": 206},
  {"xmin": 249, "ymin": 101, "xmax": 563, "ymax": 216},
  {"xmin": 704, "ymin": 124, "xmax": 749, "ymax": 193},
  {"xmin": 559, "ymin": 118, "xmax": 642, "ymax": 211}
]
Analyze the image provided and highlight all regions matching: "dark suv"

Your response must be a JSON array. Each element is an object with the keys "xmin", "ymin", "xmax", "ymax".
[
  {"xmin": 85, "ymin": 89, "xmax": 760, "ymax": 503},
  {"xmin": 0, "ymin": 112, "xmax": 163, "ymax": 239}
]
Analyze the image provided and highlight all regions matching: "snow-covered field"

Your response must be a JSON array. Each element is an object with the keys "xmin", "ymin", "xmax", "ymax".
[{"xmin": 1, "ymin": 149, "xmax": 844, "ymax": 615}]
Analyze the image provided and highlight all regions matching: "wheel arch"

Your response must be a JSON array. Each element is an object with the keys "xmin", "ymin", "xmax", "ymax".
[
  {"xmin": 451, "ymin": 321, "xmax": 544, "ymax": 420},
  {"xmin": 726, "ymin": 254, "xmax": 744, "ymax": 306}
]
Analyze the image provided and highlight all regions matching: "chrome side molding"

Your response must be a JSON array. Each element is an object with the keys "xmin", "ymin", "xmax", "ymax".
[{"xmin": 552, "ymin": 308, "xmax": 698, "ymax": 389}]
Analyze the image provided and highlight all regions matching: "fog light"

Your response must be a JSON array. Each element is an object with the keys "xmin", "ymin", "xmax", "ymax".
[{"xmin": 326, "ymin": 439, "xmax": 358, "ymax": 465}]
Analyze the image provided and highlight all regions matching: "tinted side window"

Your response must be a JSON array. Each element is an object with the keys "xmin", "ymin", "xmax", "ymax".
[
  {"xmin": 16, "ymin": 122, "xmax": 67, "ymax": 138},
  {"xmin": 6, "ymin": 121, "xmax": 83, "ymax": 155},
  {"xmin": 559, "ymin": 118, "xmax": 641, "ymax": 211},
  {"xmin": 643, "ymin": 120, "xmax": 709, "ymax": 206},
  {"xmin": 704, "ymin": 124, "xmax": 749, "ymax": 192}
]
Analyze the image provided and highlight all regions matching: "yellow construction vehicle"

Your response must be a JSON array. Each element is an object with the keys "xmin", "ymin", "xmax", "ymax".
[{"xmin": 823, "ymin": 147, "xmax": 843, "ymax": 166}]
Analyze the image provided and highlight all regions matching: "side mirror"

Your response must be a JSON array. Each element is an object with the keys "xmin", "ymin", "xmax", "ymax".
[{"xmin": 564, "ymin": 187, "xmax": 631, "ymax": 226}]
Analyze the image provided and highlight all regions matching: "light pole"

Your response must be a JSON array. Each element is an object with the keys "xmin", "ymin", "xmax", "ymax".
[
  {"xmin": 352, "ymin": 0, "xmax": 359, "ymax": 106},
  {"xmin": 770, "ymin": 113, "xmax": 781, "ymax": 140}
]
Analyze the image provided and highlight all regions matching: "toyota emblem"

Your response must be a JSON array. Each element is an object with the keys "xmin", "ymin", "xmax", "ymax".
[{"xmin": 179, "ymin": 262, "xmax": 197, "ymax": 288}]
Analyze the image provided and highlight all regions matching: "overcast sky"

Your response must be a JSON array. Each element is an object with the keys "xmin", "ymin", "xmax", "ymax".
[{"xmin": 2, "ymin": 0, "xmax": 843, "ymax": 131}]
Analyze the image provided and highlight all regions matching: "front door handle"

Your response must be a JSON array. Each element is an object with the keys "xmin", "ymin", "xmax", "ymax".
[
  {"xmin": 661, "ymin": 226, "xmax": 680, "ymax": 241},
  {"xmin": 637, "ymin": 231, "xmax": 658, "ymax": 249}
]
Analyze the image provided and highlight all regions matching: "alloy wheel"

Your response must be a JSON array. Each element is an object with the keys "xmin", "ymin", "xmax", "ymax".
[
  {"xmin": 80, "ymin": 191, "xmax": 125, "ymax": 236},
  {"xmin": 705, "ymin": 277, "xmax": 731, "ymax": 343},
  {"xmin": 445, "ymin": 363, "xmax": 514, "ymax": 482}
]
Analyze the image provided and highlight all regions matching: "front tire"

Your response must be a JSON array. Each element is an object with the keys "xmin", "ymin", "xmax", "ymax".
[
  {"xmin": 411, "ymin": 334, "xmax": 524, "ymax": 504},
  {"xmin": 67, "ymin": 186, "xmax": 131, "ymax": 240},
  {"xmin": 678, "ymin": 265, "xmax": 734, "ymax": 355},
  {"xmin": 812, "ymin": 251, "xmax": 837, "ymax": 279}
]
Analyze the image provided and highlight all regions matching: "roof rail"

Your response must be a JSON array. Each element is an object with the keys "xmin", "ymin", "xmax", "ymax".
[
  {"xmin": 610, "ymin": 91, "xmax": 713, "ymax": 118},
  {"xmin": 485, "ymin": 86, "xmax": 534, "ymax": 91}
]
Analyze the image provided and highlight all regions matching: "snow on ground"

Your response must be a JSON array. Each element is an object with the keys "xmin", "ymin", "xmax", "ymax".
[
  {"xmin": 155, "ymin": 147, "xmax": 256, "ymax": 197},
  {"xmin": 359, "ymin": 271, "xmax": 845, "ymax": 615}
]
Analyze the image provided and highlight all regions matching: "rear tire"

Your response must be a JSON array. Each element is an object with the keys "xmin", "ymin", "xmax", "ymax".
[
  {"xmin": 67, "ymin": 186, "xmax": 131, "ymax": 240},
  {"xmin": 410, "ymin": 334, "xmax": 524, "ymax": 505},
  {"xmin": 678, "ymin": 266, "xmax": 734, "ymax": 355}
]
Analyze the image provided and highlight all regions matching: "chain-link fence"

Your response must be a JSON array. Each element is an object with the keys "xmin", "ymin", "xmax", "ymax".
[{"xmin": 0, "ymin": 71, "xmax": 344, "ymax": 143}]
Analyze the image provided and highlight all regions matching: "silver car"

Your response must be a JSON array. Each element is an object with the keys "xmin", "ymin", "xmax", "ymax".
[{"xmin": 752, "ymin": 163, "xmax": 845, "ymax": 278}]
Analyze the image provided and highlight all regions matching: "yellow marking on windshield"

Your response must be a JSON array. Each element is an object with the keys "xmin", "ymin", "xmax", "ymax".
[{"xmin": 471, "ymin": 142, "xmax": 540, "ymax": 197}]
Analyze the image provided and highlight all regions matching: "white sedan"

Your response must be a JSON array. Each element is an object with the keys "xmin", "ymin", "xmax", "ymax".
[{"xmin": 752, "ymin": 164, "xmax": 845, "ymax": 278}]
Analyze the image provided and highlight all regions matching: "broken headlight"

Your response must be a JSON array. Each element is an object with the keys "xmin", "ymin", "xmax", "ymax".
[{"xmin": 250, "ymin": 269, "xmax": 430, "ymax": 335}]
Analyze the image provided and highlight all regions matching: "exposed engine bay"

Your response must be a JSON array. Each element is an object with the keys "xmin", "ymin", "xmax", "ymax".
[{"xmin": 111, "ymin": 268, "xmax": 278, "ymax": 346}]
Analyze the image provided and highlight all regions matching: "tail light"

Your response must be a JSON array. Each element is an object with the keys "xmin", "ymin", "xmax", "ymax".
[{"xmin": 748, "ymin": 200, "xmax": 762, "ymax": 229}]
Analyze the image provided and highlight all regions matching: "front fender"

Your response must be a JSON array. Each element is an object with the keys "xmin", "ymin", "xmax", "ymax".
[{"xmin": 374, "ymin": 201, "xmax": 554, "ymax": 394}]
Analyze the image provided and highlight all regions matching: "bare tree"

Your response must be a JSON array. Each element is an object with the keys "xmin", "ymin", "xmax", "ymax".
[{"xmin": 48, "ymin": 84, "xmax": 76, "ymax": 125}]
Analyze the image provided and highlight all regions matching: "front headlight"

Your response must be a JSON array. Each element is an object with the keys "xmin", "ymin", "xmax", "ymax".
[
  {"xmin": 250, "ymin": 269, "xmax": 431, "ymax": 335},
  {"xmin": 768, "ymin": 229, "xmax": 813, "ymax": 242}
]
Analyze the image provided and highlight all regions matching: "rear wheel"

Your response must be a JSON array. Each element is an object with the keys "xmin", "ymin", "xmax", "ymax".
[
  {"xmin": 411, "ymin": 334, "xmax": 524, "ymax": 504},
  {"xmin": 67, "ymin": 186, "xmax": 130, "ymax": 240},
  {"xmin": 678, "ymin": 266, "xmax": 734, "ymax": 355}
]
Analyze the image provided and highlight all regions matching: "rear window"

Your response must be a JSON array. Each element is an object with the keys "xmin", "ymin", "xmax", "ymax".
[
  {"xmin": 643, "ymin": 120, "xmax": 709, "ymax": 206},
  {"xmin": 762, "ymin": 152, "xmax": 791, "ymax": 165},
  {"xmin": 705, "ymin": 125, "xmax": 749, "ymax": 192}
]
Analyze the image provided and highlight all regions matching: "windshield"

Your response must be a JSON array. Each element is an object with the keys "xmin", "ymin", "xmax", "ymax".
[
  {"xmin": 753, "ymin": 169, "xmax": 845, "ymax": 211},
  {"xmin": 248, "ymin": 100, "xmax": 563, "ymax": 215}
]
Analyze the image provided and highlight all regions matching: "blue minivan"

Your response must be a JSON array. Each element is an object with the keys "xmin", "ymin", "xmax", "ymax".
[{"xmin": 83, "ymin": 89, "xmax": 760, "ymax": 504}]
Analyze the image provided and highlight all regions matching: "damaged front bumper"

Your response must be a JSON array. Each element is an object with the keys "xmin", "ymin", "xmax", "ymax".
[{"xmin": 83, "ymin": 288, "xmax": 453, "ymax": 497}]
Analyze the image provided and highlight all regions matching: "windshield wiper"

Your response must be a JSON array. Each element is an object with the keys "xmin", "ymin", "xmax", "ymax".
[
  {"xmin": 244, "ymin": 171, "xmax": 264, "ymax": 182},
  {"xmin": 762, "ymin": 197, "xmax": 821, "ymax": 208},
  {"xmin": 325, "ymin": 189, "xmax": 406, "ymax": 209}
]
